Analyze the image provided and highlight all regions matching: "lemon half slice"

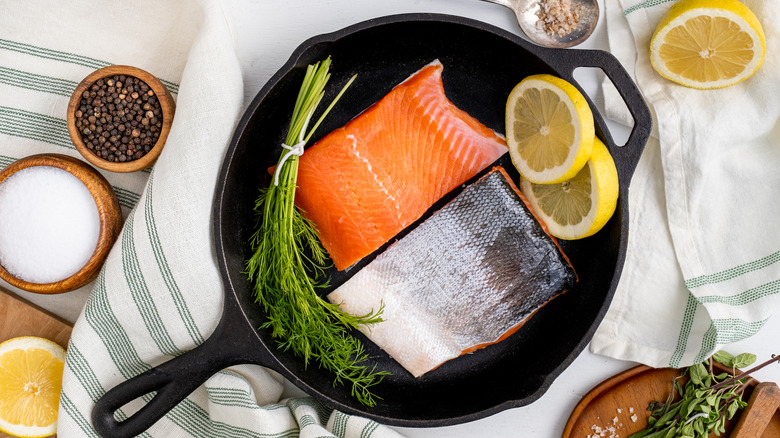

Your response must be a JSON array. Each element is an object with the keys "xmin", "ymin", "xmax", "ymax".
[
  {"xmin": 506, "ymin": 74, "xmax": 594, "ymax": 184},
  {"xmin": 520, "ymin": 138, "xmax": 618, "ymax": 240},
  {"xmin": 650, "ymin": 0, "xmax": 765, "ymax": 89},
  {"xmin": 0, "ymin": 337, "xmax": 65, "ymax": 438}
]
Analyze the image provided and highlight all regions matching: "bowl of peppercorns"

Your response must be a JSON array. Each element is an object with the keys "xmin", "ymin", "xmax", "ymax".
[{"xmin": 67, "ymin": 65, "xmax": 175, "ymax": 172}]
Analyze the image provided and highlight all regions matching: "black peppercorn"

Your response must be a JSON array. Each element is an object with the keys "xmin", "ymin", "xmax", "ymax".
[{"xmin": 74, "ymin": 74, "xmax": 163, "ymax": 163}]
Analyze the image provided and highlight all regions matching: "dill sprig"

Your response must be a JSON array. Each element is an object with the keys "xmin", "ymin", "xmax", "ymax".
[{"xmin": 245, "ymin": 57, "xmax": 388, "ymax": 406}]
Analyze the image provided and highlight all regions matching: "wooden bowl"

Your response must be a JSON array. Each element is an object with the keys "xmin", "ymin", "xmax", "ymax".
[
  {"xmin": 67, "ymin": 65, "xmax": 175, "ymax": 173},
  {"xmin": 0, "ymin": 154, "xmax": 123, "ymax": 294}
]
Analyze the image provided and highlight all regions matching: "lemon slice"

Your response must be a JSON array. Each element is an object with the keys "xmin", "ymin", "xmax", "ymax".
[
  {"xmin": 0, "ymin": 337, "xmax": 65, "ymax": 438},
  {"xmin": 520, "ymin": 138, "xmax": 618, "ymax": 240},
  {"xmin": 650, "ymin": 0, "xmax": 765, "ymax": 89},
  {"xmin": 505, "ymin": 74, "xmax": 594, "ymax": 184}
]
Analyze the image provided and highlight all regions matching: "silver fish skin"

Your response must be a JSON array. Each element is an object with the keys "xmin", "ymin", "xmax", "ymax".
[{"xmin": 327, "ymin": 168, "xmax": 576, "ymax": 378}]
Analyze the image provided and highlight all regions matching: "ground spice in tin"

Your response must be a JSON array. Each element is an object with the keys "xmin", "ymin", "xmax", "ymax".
[{"xmin": 74, "ymin": 74, "xmax": 163, "ymax": 163}]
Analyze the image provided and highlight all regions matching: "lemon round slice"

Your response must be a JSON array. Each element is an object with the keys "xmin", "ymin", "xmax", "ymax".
[
  {"xmin": 0, "ymin": 337, "xmax": 65, "ymax": 438},
  {"xmin": 506, "ymin": 74, "xmax": 594, "ymax": 184},
  {"xmin": 650, "ymin": 0, "xmax": 765, "ymax": 89},
  {"xmin": 520, "ymin": 138, "xmax": 618, "ymax": 240}
]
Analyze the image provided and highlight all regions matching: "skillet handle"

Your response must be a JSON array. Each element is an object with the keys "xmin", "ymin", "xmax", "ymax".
[
  {"xmin": 91, "ymin": 299, "xmax": 263, "ymax": 438},
  {"xmin": 550, "ymin": 48, "xmax": 653, "ymax": 187}
]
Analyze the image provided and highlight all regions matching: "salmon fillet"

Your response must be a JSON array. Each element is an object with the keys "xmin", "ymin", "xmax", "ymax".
[
  {"xmin": 295, "ymin": 60, "xmax": 508, "ymax": 270},
  {"xmin": 327, "ymin": 167, "xmax": 577, "ymax": 377}
]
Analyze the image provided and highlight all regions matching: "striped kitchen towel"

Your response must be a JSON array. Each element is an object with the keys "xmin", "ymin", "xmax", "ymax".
[
  {"xmin": 591, "ymin": 0, "xmax": 780, "ymax": 368},
  {"xmin": 0, "ymin": 0, "xmax": 404, "ymax": 436}
]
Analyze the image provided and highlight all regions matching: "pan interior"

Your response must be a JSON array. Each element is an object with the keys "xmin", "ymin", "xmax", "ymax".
[{"xmin": 216, "ymin": 16, "xmax": 623, "ymax": 425}]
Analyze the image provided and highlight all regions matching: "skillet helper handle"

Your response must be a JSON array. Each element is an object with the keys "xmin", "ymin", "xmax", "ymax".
[
  {"xmin": 91, "ymin": 358, "xmax": 207, "ymax": 438},
  {"xmin": 552, "ymin": 48, "xmax": 653, "ymax": 187},
  {"xmin": 91, "ymin": 300, "xmax": 258, "ymax": 438}
]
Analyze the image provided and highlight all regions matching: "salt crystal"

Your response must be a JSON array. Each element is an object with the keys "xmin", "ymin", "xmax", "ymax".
[
  {"xmin": 535, "ymin": 0, "xmax": 583, "ymax": 37},
  {"xmin": 0, "ymin": 166, "xmax": 100, "ymax": 283},
  {"xmin": 630, "ymin": 414, "xmax": 638, "ymax": 422}
]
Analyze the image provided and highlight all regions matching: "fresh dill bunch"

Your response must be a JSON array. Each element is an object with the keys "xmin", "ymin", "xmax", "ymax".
[{"xmin": 245, "ymin": 57, "xmax": 388, "ymax": 407}]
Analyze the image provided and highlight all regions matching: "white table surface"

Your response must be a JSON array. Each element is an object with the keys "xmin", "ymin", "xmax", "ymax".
[{"xmin": 219, "ymin": 1, "xmax": 780, "ymax": 437}]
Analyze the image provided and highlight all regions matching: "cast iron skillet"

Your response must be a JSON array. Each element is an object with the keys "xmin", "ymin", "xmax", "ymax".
[{"xmin": 92, "ymin": 13, "xmax": 652, "ymax": 438}]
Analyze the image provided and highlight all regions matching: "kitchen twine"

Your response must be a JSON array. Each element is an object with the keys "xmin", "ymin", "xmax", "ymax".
[{"xmin": 272, "ymin": 109, "xmax": 313, "ymax": 186}]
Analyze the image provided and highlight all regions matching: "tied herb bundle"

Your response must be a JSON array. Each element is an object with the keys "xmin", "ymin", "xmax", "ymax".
[
  {"xmin": 246, "ymin": 57, "xmax": 387, "ymax": 406},
  {"xmin": 630, "ymin": 352, "xmax": 780, "ymax": 438}
]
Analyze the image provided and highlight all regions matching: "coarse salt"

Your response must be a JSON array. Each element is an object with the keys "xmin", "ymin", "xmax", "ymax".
[
  {"xmin": 0, "ymin": 166, "xmax": 100, "ymax": 283},
  {"xmin": 535, "ymin": 0, "xmax": 582, "ymax": 37}
]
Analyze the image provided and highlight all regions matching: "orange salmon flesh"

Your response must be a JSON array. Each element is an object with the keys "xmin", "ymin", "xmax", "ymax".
[{"xmin": 294, "ymin": 60, "xmax": 508, "ymax": 270}]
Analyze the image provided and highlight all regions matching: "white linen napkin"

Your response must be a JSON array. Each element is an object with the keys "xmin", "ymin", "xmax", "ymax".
[
  {"xmin": 0, "ymin": 0, "xmax": 404, "ymax": 436},
  {"xmin": 592, "ymin": 0, "xmax": 780, "ymax": 368}
]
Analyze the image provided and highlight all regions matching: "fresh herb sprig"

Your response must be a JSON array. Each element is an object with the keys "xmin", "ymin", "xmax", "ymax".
[
  {"xmin": 245, "ymin": 57, "xmax": 388, "ymax": 406},
  {"xmin": 630, "ymin": 352, "xmax": 780, "ymax": 438}
]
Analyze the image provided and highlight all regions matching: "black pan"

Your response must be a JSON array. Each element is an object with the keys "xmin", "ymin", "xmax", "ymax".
[{"xmin": 92, "ymin": 13, "xmax": 652, "ymax": 438}]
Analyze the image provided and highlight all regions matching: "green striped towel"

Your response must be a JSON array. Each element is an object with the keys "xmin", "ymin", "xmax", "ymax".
[
  {"xmin": 0, "ymin": 0, "xmax": 404, "ymax": 436},
  {"xmin": 591, "ymin": 0, "xmax": 780, "ymax": 368}
]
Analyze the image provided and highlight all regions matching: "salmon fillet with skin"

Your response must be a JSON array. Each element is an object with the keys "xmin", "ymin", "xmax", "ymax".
[
  {"xmin": 327, "ymin": 167, "xmax": 577, "ymax": 377},
  {"xmin": 296, "ymin": 60, "xmax": 508, "ymax": 270}
]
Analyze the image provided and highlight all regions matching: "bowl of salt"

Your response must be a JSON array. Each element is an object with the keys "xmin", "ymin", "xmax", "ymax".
[{"xmin": 0, "ymin": 153, "xmax": 122, "ymax": 294}]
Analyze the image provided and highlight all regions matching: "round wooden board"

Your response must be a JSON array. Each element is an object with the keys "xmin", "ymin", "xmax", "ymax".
[{"xmin": 562, "ymin": 364, "xmax": 780, "ymax": 438}]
